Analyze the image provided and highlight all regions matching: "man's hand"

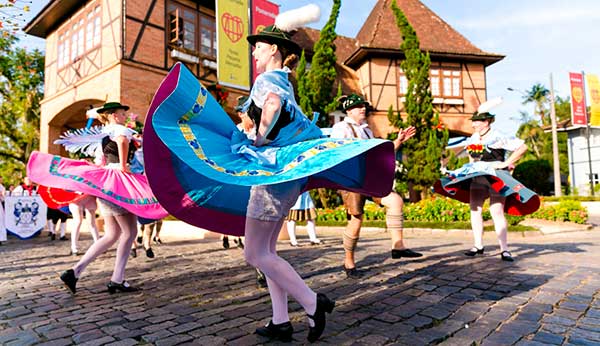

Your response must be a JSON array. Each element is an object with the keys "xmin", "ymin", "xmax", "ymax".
[{"xmin": 393, "ymin": 126, "xmax": 416, "ymax": 150}]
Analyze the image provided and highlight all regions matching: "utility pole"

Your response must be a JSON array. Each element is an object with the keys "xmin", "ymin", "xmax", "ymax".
[
  {"xmin": 582, "ymin": 71, "xmax": 595, "ymax": 196},
  {"xmin": 549, "ymin": 74, "xmax": 561, "ymax": 196}
]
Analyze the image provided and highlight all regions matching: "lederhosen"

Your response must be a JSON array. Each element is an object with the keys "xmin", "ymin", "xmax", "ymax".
[{"xmin": 338, "ymin": 123, "xmax": 383, "ymax": 217}]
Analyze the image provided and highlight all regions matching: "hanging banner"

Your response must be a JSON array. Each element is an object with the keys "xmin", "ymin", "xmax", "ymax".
[
  {"xmin": 585, "ymin": 73, "xmax": 600, "ymax": 126},
  {"xmin": 5, "ymin": 195, "xmax": 47, "ymax": 239},
  {"xmin": 569, "ymin": 72, "xmax": 587, "ymax": 126},
  {"xmin": 217, "ymin": 0, "xmax": 250, "ymax": 90},
  {"xmin": 251, "ymin": 0, "xmax": 279, "ymax": 82}
]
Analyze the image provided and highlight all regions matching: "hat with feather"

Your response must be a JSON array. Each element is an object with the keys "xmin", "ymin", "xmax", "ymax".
[
  {"xmin": 247, "ymin": 4, "xmax": 321, "ymax": 55},
  {"xmin": 470, "ymin": 97, "xmax": 503, "ymax": 122}
]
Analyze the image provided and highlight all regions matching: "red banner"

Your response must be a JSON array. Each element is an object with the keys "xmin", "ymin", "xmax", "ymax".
[
  {"xmin": 569, "ymin": 72, "xmax": 588, "ymax": 125},
  {"xmin": 251, "ymin": 0, "xmax": 279, "ymax": 82}
]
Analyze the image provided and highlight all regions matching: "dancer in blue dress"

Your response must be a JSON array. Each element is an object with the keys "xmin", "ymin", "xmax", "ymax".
[{"xmin": 144, "ymin": 4, "xmax": 396, "ymax": 342}]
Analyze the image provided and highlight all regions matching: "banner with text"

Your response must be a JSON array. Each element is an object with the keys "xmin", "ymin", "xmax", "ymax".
[
  {"xmin": 569, "ymin": 72, "xmax": 588, "ymax": 126},
  {"xmin": 585, "ymin": 73, "xmax": 600, "ymax": 126},
  {"xmin": 5, "ymin": 195, "xmax": 47, "ymax": 239},
  {"xmin": 217, "ymin": 0, "xmax": 250, "ymax": 90},
  {"xmin": 251, "ymin": 0, "xmax": 279, "ymax": 82}
]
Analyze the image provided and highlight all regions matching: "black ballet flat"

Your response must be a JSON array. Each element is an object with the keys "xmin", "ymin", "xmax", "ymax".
[
  {"xmin": 107, "ymin": 281, "xmax": 140, "ymax": 294},
  {"xmin": 343, "ymin": 266, "xmax": 363, "ymax": 279},
  {"xmin": 255, "ymin": 320, "xmax": 293, "ymax": 341},
  {"xmin": 145, "ymin": 247, "xmax": 155, "ymax": 259},
  {"xmin": 59, "ymin": 236, "xmax": 69, "ymax": 241},
  {"xmin": 391, "ymin": 248, "xmax": 423, "ymax": 259},
  {"xmin": 464, "ymin": 247, "xmax": 485, "ymax": 257},
  {"xmin": 501, "ymin": 251, "xmax": 514, "ymax": 262},
  {"xmin": 307, "ymin": 293, "xmax": 335, "ymax": 342},
  {"xmin": 222, "ymin": 237, "xmax": 230, "ymax": 249},
  {"xmin": 60, "ymin": 269, "xmax": 78, "ymax": 294}
]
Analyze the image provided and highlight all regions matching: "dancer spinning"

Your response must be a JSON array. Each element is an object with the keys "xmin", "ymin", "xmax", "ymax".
[
  {"xmin": 435, "ymin": 98, "xmax": 539, "ymax": 261},
  {"xmin": 28, "ymin": 101, "xmax": 167, "ymax": 294}
]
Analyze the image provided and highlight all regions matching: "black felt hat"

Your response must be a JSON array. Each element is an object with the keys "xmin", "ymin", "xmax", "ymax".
[
  {"xmin": 470, "ymin": 111, "xmax": 495, "ymax": 121},
  {"xmin": 247, "ymin": 25, "xmax": 301, "ymax": 55},
  {"xmin": 97, "ymin": 102, "xmax": 130, "ymax": 114},
  {"xmin": 340, "ymin": 94, "xmax": 370, "ymax": 113}
]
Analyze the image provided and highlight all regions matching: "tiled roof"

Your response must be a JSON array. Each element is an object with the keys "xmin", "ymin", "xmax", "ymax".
[{"xmin": 355, "ymin": 0, "xmax": 503, "ymax": 58}]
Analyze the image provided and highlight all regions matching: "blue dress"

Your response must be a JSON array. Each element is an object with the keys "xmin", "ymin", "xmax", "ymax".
[{"xmin": 144, "ymin": 62, "xmax": 395, "ymax": 235}]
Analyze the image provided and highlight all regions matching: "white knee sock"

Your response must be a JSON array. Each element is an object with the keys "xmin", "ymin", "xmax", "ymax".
[
  {"xmin": 306, "ymin": 220, "xmax": 319, "ymax": 242},
  {"xmin": 286, "ymin": 220, "xmax": 298, "ymax": 245},
  {"xmin": 59, "ymin": 222, "xmax": 66, "ymax": 237}
]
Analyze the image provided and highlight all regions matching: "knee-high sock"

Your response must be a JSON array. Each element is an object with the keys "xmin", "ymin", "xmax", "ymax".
[
  {"xmin": 343, "ymin": 229, "xmax": 359, "ymax": 253},
  {"xmin": 73, "ymin": 216, "xmax": 121, "ymax": 277},
  {"xmin": 111, "ymin": 213, "xmax": 137, "ymax": 283},
  {"xmin": 47, "ymin": 220, "xmax": 55, "ymax": 234},
  {"xmin": 286, "ymin": 220, "xmax": 298, "ymax": 244},
  {"xmin": 489, "ymin": 200, "xmax": 508, "ymax": 252},
  {"xmin": 245, "ymin": 217, "xmax": 317, "ymax": 321},
  {"xmin": 59, "ymin": 221, "xmax": 66, "ymax": 237},
  {"xmin": 386, "ymin": 211, "xmax": 404, "ymax": 232},
  {"xmin": 306, "ymin": 220, "xmax": 319, "ymax": 242}
]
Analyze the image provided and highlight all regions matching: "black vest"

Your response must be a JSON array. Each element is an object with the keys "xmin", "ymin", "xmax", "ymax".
[
  {"xmin": 247, "ymin": 100, "xmax": 292, "ymax": 140},
  {"xmin": 481, "ymin": 147, "xmax": 505, "ymax": 162},
  {"xmin": 102, "ymin": 136, "xmax": 136, "ymax": 164}
]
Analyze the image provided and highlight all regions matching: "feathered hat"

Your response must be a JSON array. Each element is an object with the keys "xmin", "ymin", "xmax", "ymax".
[
  {"xmin": 246, "ymin": 4, "xmax": 321, "ymax": 55},
  {"xmin": 470, "ymin": 97, "xmax": 503, "ymax": 122}
]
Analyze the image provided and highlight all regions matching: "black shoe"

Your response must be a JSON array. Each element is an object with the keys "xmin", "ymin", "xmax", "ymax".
[
  {"xmin": 464, "ymin": 247, "xmax": 485, "ymax": 257},
  {"xmin": 344, "ymin": 266, "xmax": 363, "ymax": 279},
  {"xmin": 307, "ymin": 293, "xmax": 335, "ymax": 342},
  {"xmin": 70, "ymin": 250, "xmax": 79, "ymax": 256},
  {"xmin": 107, "ymin": 281, "xmax": 140, "ymax": 294},
  {"xmin": 136, "ymin": 236, "xmax": 143, "ymax": 244},
  {"xmin": 50, "ymin": 233, "xmax": 56, "ymax": 241},
  {"xmin": 59, "ymin": 236, "xmax": 69, "ymax": 241},
  {"xmin": 234, "ymin": 238, "xmax": 244, "ymax": 249},
  {"xmin": 290, "ymin": 241, "xmax": 300, "ymax": 247},
  {"xmin": 222, "ymin": 237, "xmax": 230, "ymax": 249},
  {"xmin": 145, "ymin": 247, "xmax": 155, "ymax": 259},
  {"xmin": 130, "ymin": 248, "xmax": 137, "ymax": 258},
  {"xmin": 391, "ymin": 248, "xmax": 423, "ymax": 259},
  {"xmin": 255, "ymin": 320, "xmax": 293, "ymax": 341},
  {"xmin": 501, "ymin": 251, "xmax": 514, "ymax": 262},
  {"xmin": 256, "ymin": 269, "xmax": 267, "ymax": 288},
  {"xmin": 153, "ymin": 237, "xmax": 162, "ymax": 244},
  {"xmin": 60, "ymin": 269, "xmax": 78, "ymax": 294},
  {"xmin": 310, "ymin": 239, "xmax": 322, "ymax": 245}
]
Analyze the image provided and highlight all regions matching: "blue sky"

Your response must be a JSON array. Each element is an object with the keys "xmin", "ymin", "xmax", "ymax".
[{"xmin": 20, "ymin": 0, "xmax": 600, "ymax": 134}]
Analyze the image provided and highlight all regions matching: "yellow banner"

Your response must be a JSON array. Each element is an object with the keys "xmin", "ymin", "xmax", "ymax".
[
  {"xmin": 217, "ymin": 0, "xmax": 250, "ymax": 90},
  {"xmin": 586, "ymin": 73, "xmax": 600, "ymax": 126}
]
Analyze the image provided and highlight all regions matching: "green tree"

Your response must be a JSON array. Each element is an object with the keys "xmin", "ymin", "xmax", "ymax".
[
  {"xmin": 296, "ymin": 0, "xmax": 342, "ymax": 208},
  {"xmin": 0, "ymin": 31, "xmax": 44, "ymax": 185},
  {"xmin": 296, "ymin": 0, "xmax": 341, "ymax": 127},
  {"xmin": 522, "ymin": 83, "xmax": 550, "ymax": 125},
  {"xmin": 389, "ymin": 1, "xmax": 448, "ymax": 201}
]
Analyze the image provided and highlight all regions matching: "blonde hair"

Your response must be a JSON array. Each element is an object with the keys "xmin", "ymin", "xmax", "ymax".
[
  {"xmin": 97, "ymin": 112, "xmax": 110, "ymax": 124},
  {"xmin": 283, "ymin": 53, "xmax": 299, "ymax": 70}
]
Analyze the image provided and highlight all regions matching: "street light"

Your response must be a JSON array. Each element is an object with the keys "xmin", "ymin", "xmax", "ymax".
[{"xmin": 507, "ymin": 81, "xmax": 561, "ymax": 197}]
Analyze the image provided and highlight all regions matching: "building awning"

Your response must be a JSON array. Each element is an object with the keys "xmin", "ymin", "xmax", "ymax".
[{"xmin": 24, "ymin": 0, "xmax": 86, "ymax": 38}]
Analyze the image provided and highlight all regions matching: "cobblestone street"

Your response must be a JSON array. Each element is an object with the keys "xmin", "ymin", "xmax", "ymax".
[{"xmin": 1, "ymin": 227, "xmax": 600, "ymax": 345}]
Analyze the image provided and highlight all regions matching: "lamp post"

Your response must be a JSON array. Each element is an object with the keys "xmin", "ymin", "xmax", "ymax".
[{"xmin": 507, "ymin": 83, "xmax": 561, "ymax": 196}]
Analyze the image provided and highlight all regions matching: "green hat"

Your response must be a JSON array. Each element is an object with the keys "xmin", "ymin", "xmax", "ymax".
[
  {"xmin": 340, "ymin": 94, "xmax": 370, "ymax": 113},
  {"xmin": 235, "ymin": 96, "xmax": 249, "ymax": 112},
  {"xmin": 97, "ymin": 102, "xmax": 130, "ymax": 114},
  {"xmin": 470, "ymin": 111, "xmax": 495, "ymax": 121},
  {"xmin": 247, "ymin": 25, "xmax": 301, "ymax": 55}
]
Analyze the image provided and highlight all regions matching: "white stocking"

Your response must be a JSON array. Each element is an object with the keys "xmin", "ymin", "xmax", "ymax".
[
  {"xmin": 73, "ymin": 215, "xmax": 121, "ymax": 277},
  {"xmin": 469, "ymin": 186, "xmax": 486, "ymax": 249},
  {"xmin": 110, "ymin": 213, "xmax": 137, "ymax": 283},
  {"xmin": 286, "ymin": 220, "xmax": 298, "ymax": 245},
  {"xmin": 245, "ymin": 217, "xmax": 316, "ymax": 323},
  {"xmin": 489, "ymin": 195, "xmax": 509, "ymax": 252}
]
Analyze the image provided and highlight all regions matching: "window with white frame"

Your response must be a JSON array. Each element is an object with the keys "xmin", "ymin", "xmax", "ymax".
[{"xmin": 57, "ymin": 5, "xmax": 101, "ymax": 70}]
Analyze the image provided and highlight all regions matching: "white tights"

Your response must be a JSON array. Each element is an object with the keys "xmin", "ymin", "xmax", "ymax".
[
  {"xmin": 245, "ymin": 217, "xmax": 317, "ymax": 325},
  {"xmin": 73, "ymin": 212, "xmax": 137, "ymax": 283},
  {"xmin": 69, "ymin": 203, "xmax": 99, "ymax": 252},
  {"xmin": 470, "ymin": 185, "xmax": 508, "ymax": 252}
]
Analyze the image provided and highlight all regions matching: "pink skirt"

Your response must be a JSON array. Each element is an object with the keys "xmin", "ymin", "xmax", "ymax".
[{"xmin": 27, "ymin": 151, "xmax": 168, "ymax": 219}]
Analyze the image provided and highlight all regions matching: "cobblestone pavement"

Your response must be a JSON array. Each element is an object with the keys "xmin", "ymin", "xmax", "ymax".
[{"xmin": 1, "ymin": 227, "xmax": 600, "ymax": 345}]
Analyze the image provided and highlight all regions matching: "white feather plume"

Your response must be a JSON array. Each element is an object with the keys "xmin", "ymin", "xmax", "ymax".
[
  {"xmin": 477, "ymin": 97, "xmax": 503, "ymax": 114},
  {"xmin": 275, "ymin": 4, "xmax": 321, "ymax": 32},
  {"xmin": 86, "ymin": 107, "xmax": 100, "ymax": 119},
  {"xmin": 54, "ymin": 125, "xmax": 108, "ymax": 157}
]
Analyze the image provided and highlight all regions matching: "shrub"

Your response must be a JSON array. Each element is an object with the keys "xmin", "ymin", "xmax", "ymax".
[
  {"xmin": 513, "ymin": 160, "xmax": 552, "ymax": 195},
  {"xmin": 528, "ymin": 199, "xmax": 588, "ymax": 224}
]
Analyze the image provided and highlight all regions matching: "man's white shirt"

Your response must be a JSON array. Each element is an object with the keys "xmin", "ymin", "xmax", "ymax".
[{"xmin": 330, "ymin": 117, "xmax": 373, "ymax": 139}]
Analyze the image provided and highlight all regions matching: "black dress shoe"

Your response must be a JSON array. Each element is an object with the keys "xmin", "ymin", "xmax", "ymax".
[
  {"xmin": 130, "ymin": 248, "xmax": 137, "ymax": 258},
  {"xmin": 464, "ymin": 247, "xmax": 485, "ymax": 257},
  {"xmin": 145, "ymin": 247, "xmax": 155, "ymax": 259},
  {"xmin": 501, "ymin": 251, "xmax": 514, "ymax": 262},
  {"xmin": 107, "ymin": 281, "xmax": 140, "ymax": 294},
  {"xmin": 256, "ymin": 269, "xmax": 267, "ymax": 288},
  {"xmin": 70, "ymin": 250, "xmax": 80, "ymax": 256},
  {"xmin": 234, "ymin": 238, "xmax": 244, "ymax": 249},
  {"xmin": 60, "ymin": 269, "xmax": 78, "ymax": 294},
  {"xmin": 153, "ymin": 237, "xmax": 162, "ymax": 244},
  {"xmin": 50, "ymin": 233, "xmax": 56, "ymax": 241},
  {"xmin": 59, "ymin": 236, "xmax": 69, "ymax": 241},
  {"xmin": 222, "ymin": 237, "xmax": 230, "ymax": 249},
  {"xmin": 136, "ymin": 236, "xmax": 143, "ymax": 244},
  {"xmin": 344, "ymin": 266, "xmax": 363, "ymax": 279},
  {"xmin": 255, "ymin": 320, "xmax": 293, "ymax": 341},
  {"xmin": 307, "ymin": 293, "xmax": 335, "ymax": 342},
  {"xmin": 391, "ymin": 248, "xmax": 423, "ymax": 259}
]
